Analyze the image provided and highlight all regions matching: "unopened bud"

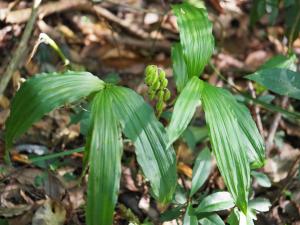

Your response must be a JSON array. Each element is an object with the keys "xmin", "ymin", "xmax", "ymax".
[{"xmin": 163, "ymin": 89, "xmax": 171, "ymax": 101}]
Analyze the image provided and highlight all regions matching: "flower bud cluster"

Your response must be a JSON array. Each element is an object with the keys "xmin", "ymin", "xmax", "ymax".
[{"xmin": 144, "ymin": 65, "xmax": 171, "ymax": 116}]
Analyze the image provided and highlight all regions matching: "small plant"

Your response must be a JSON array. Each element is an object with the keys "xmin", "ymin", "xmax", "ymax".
[
  {"xmin": 4, "ymin": 2, "xmax": 300, "ymax": 225},
  {"xmin": 5, "ymin": 72, "xmax": 177, "ymax": 224}
]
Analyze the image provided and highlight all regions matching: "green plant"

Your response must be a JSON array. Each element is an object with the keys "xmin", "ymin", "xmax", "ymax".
[
  {"xmin": 161, "ymin": 2, "xmax": 299, "ymax": 224},
  {"xmin": 5, "ymin": 70, "xmax": 177, "ymax": 224},
  {"xmin": 165, "ymin": 3, "xmax": 265, "ymax": 221},
  {"xmin": 5, "ymin": 1, "xmax": 300, "ymax": 225}
]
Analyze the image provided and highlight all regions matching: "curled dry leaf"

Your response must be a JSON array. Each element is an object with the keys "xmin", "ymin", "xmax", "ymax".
[{"xmin": 32, "ymin": 199, "xmax": 66, "ymax": 225}]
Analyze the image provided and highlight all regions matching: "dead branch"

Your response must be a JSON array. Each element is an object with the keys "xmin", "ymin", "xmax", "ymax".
[
  {"xmin": 5, "ymin": 0, "xmax": 88, "ymax": 24},
  {"xmin": 247, "ymin": 81, "xmax": 264, "ymax": 137},
  {"xmin": 0, "ymin": 0, "xmax": 42, "ymax": 97},
  {"xmin": 266, "ymin": 96, "xmax": 289, "ymax": 153}
]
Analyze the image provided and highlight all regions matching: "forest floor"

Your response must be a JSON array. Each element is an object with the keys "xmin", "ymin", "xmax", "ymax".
[{"xmin": 0, "ymin": 0, "xmax": 299, "ymax": 224}]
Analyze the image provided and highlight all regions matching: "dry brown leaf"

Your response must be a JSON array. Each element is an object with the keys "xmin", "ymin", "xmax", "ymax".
[
  {"xmin": 264, "ymin": 144, "xmax": 300, "ymax": 182},
  {"xmin": 32, "ymin": 199, "xmax": 66, "ymax": 225},
  {"xmin": 0, "ymin": 95, "xmax": 9, "ymax": 109},
  {"xmin": 245, "ymin": 50, "xmax": 270, "ymax": 70},
  {"xmin": 177, "ymin": 162, "xmax": 192, "ymax": 178}
]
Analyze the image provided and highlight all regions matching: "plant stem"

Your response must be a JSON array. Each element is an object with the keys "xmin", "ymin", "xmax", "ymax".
[
  {"xmin": 29, "ymin": 147, "xmax": 84, "ymax": 163},
  {"xmin": 28, "ymin": 33, "xmax": 70, "ymax": 67}
]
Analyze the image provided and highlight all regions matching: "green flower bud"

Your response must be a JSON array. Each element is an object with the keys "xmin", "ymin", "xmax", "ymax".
[
  {"xmin": 148, "ymin": 89, "xmax": 156, "ymax": 100},
  {"xmin": 152, "ymin": 80, "xmax": 160, "ymax": 91},
  {"xmin": 161, "ymin": 78, "xmax": 168, "ymax": 89},
  {"xmin": 163, "ymin": 89, "xmax": 171, "ymax": 101},
  {"xmin": 157, "ymin": 89, "xmax": 164, "ymax": 100},
  {"xmin": 145, "ymin": 65, "xmax": 157, "ymax": 77},
  {"xmin": 158, "ymin": 70, "xmax": 166, "ymax": 81},
  {"xmin": 156, "ymin": 100, "xmax": 164, "ymax": 116},
  {"xmin": 151, "ymin": 73, "xmax": 159, "ymax": 86},
  {"xmin": 145, "ymin": 75, "xmax": 153, "ymax": 86}
]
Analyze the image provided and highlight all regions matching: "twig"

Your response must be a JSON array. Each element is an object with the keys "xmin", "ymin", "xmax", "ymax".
[
  {"xmin": 5, "ymin": 0, "xmax": 88, "ymax": 24},
  {"xmin": 265, "ymin": 96, "xmax": 289, "ymax": 153},
  {"xmin": 5, "ymin": 0, "xmax": 154, "ymax": 40},
  {"xmin": 0, "ymin": 0, "xmax": 42, "ymax": 97},
  {"xmin": 247, "ymin": 81, "xmax": 264, "ymax": 136},
  {"xmin": 104, "ymin": 0, "xmax": 164, "ymax": 15},
  {"xmin": 148, "ymin": 12, "xmax": 169, "ymax": 58},
  {"xmin": 93, "ymin": 5, "xmax": 150, "ymax": 39}
]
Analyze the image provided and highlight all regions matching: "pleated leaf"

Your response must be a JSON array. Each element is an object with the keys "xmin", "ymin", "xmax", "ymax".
[
  {"xmin": 194, "ymin": 192, "xmax": 235, "ymax": 214},
  {"xmin": 246, "ymin": 68, "xmax": 300, "ymax": 100},
  {"xmin": 171, "ymin": 43, "xmax": 188, "ymax": 92},
  {"xmin": 201, "ymin": 82, "xmax": 250, "ymax": 213},
  {"xmin": 5, "ymin": 71, "xmax": 104, "ymax": 149},
  {"xmin": 167, "ymin": 77, "xmax": 203, "ymax": 146},
  {"xmin": 172, "ymin": 3, "xmax": 214, "ymax": 77},
  {"xmin": 229, "ymin": 98, "xmax": 265, "ymax": 169},
  {"xmin": 86, "ymin": 90, "xmax": 122, "ymax": 225},
  {"xmin": 110, "ymin": 86, "xmax": 177, "ymax": 203},
  {"xmin": 190, "ymin": 147, "xmax": 211, "ymax": 197}
]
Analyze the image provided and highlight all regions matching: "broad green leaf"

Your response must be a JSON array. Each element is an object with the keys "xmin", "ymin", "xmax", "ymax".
[
  {"xmin": 172, "ymin": 43, "xmax": 188, "ymax": 92},
  {"xmin": 190, "ymin": 147, "xmax": 211, "ymax": 197},
  {"xmin": 183, "ymin": 204, "xmax": 198, "ymax": 225},
  {"xmin": 201, "ymin": 82, "xmax": 250, "ymax": 213},
  {"xmin": 5, "ymin": 71, "xmax": 104, "ymax": 149},
  {"xmin": 172, "ymin": 3, "xmax": 214, "ymax": 78},
  {"xmin": 110, "ymin": 86, "xmax": 177, "ymax": 203},
  {"xmin": 230, "ymin": 100, "xmax": 265, "ymax": 169},
  {"xmin": 194, "ymin": 192, "xmax": 234, "ymax": 214},
  {"xmin": 251, "ymin": 171, "xmax": 271, "ymax": 188},
  {"xmin": 160, "ymin": 205, "xmax": 184, "ymax": 222},
  {"xmin": 246, "ymin": 68, "xmax": 300, "ymax": 100},
  {"xmin": 259, "ymin": 54, "xmax": 296, "ymax": 70},
  {"xmin": 199, "ymin": 214, "xmax": 225, "ymax": 225},
  {"xmin": 249, "ymin": 198, "xmax": 271, "ymax": 212},
  {"xmin": 86, "ymin": 90, "xmax": 122, "ymax": 225},
  {"xmin": 167, "ymin": 77, "xmax": 203, "ymax": 146}
]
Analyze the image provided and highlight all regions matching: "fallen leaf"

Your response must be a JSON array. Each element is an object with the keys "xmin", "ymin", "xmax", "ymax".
[{"xmin": 32, "ymin": 199, "xmax": 66, "ymax": 225}]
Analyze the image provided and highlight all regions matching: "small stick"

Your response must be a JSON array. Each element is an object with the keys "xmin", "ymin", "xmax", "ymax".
[
  {"xmin": 0, "ymin": 0, "xmax": 42, "ymax": 97},
  {"xmin": 247, "ymin": 81, "xmax": 264, "ymax": 137},
  {"xmin": 266, "ymin": 96, "xmax": 289, "ymax": 153},
  {"xmin": 93, "ymin": 5, "xmax": 150, "ymax": 39}
]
